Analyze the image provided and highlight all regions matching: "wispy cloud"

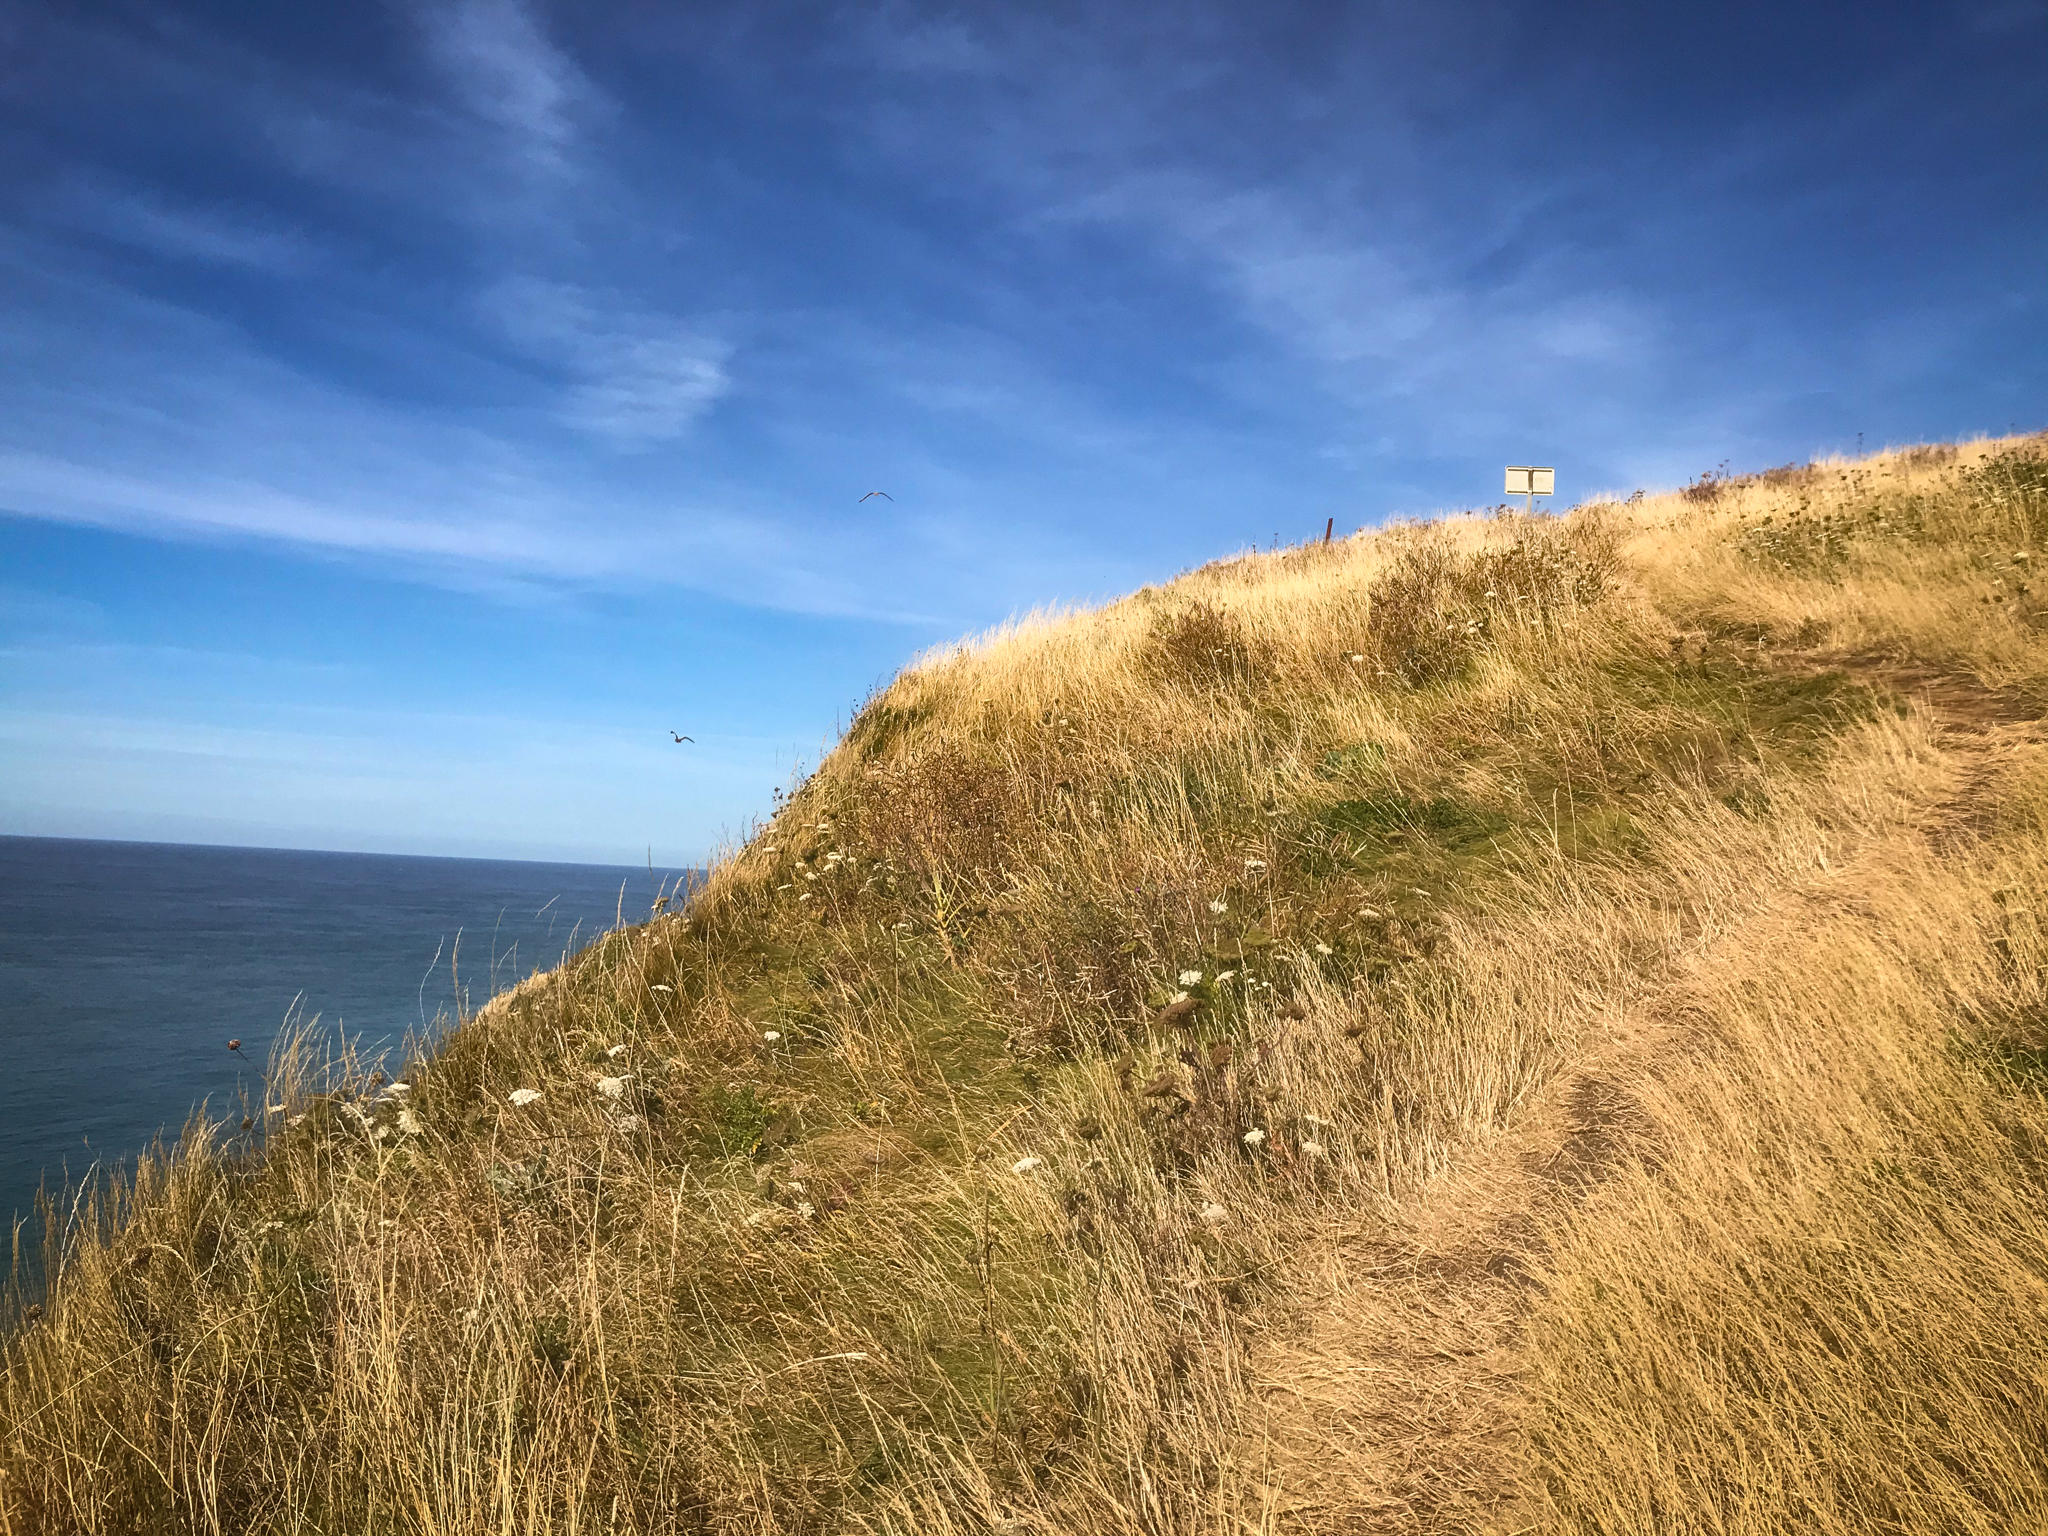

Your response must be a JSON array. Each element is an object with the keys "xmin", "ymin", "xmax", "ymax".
[
  {"xmin": 852, "ymin": 8, "xmax": 1001, "ymax": 75},
  {"xmin": 42, "ymin": 177, "xmax": 314, "ymax": 273},
  {"xmin": 416, "ymin": 0, "xmax": 601, "ymax": 174},
  {"xmin": 0, "ymin": 440, "xmax": 780, "ymax": 598},
  {"xmin": 0, "ymin": 266, "xmax": 973, "ymax": 621},
  {"xmin": 486, "ymin": 279, "xmax": 732, "ymax": 443}
]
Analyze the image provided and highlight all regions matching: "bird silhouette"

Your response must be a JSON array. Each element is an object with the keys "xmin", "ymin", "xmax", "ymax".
[
  {"xmin": 858, "ymin": 490, "xmax": 893, "ymax": 502},
  {"xmin": 670, "ymin": 732, "xmax": 694, "ymax": 743}
]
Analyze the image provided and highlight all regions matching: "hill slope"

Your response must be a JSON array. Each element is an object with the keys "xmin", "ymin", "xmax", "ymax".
[{"xmin": 7, "ymin": 437, "xmax": 2048, "ymax": 1535}]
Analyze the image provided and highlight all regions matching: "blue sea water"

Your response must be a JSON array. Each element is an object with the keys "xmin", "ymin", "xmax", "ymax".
[{"xmin": 0, "ymin": 836, "xmax": 692, "ymax": 1252}]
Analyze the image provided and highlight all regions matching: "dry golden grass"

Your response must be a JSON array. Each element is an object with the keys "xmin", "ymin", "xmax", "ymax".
[{"xmin": 3, "ymin": 434, "xmax": 2045, "ymax": 1534}]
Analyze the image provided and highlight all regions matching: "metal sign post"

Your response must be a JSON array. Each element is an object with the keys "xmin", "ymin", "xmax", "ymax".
[{"xmin": 1505, "ymin": 465, "xmax": 1554, "ymax": 514}]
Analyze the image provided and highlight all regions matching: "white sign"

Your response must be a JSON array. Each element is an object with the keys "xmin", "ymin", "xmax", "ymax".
[{"xmin": 1505, "ymin": 466, "xmax": 1555, "ymax": 496}]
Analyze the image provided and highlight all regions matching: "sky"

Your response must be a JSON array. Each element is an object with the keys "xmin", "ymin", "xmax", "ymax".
[{"xmin": 1, "ymin": 0, "xmax": 2043, "ymax": 865}]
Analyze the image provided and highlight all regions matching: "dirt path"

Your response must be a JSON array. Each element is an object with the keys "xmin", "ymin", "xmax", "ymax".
[
  {"xmin": 1246, "ymin": 993, "xmax": 1669, "ymax": 1533},
  {"xmin": 1244, "ymin": 659, "xmax": 2046, "ymax": 1535}
]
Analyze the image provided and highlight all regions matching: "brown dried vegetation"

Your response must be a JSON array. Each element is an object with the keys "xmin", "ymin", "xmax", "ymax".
[{"xmin": 5, "ymin": 434, "xmax": 2048, "ymax": 1535}]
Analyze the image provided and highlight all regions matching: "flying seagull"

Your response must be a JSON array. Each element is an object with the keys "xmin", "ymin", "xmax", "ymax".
[
  {"xmin": 858, "ymin": 490, "xmax": 893, "ymax": 502},
  {"xmin": 670, "ymin": 731, "xmax": 694, "ymax": 743}
]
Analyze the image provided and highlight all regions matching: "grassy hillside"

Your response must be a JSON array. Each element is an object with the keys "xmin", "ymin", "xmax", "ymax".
[{"xmin": 6, "ymin": 436, "xmax": 2048, "ymax": 1535}]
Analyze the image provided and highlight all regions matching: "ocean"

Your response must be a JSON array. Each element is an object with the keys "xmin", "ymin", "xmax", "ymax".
[{"xmin": 0, "ymin": 836, "xmax": 692, "ymax": 1255}]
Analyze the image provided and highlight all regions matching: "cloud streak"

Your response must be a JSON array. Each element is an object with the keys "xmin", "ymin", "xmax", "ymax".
[
  {"xmin": 487, "ymin": 278, "xmax": 732, "ymax": 442},
  {"xmin": 417, "ymin": 0, "xmax": 601, "ymax": 173}
]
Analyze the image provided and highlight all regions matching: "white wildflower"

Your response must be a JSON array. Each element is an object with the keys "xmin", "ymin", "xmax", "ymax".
[
  {"xmin": 1208, "ymin": 899, "xmax": 1228, "ymax": 914},
  {"xmin": 397, "ymin": 1108, "xmax": 424, "ymax": 1136},
  {"xmin": 1242, "ymin": 1127, "xmax": 1267, "ymax": 1147},
  {"xmin": 384, "ymin": 1081, "xmax": 411, "ymax": 1096},
  {"xmin": 256, "ymin": 1220, "xmax": 283, "ymax": 1234},
  {"xmin": 1301, "ymin": 1140, "xmax": 1328, "ymax": 1158},
  {"xmin": 1314, "ymin": 942, "xmax": 1333, "ymax": 956},
  {"xmin": 596, "ymin": 1076, "xmax": 629, "ymax": 1100},
  {"xmin": 1244, "ymin": 858, "xmax": 1267, "ymax": 871},
  {"xmin": 1011, "ymin": 1155, "xmax": 1044, "ymax": 1175},
  {"xmin": 1179, "ymin": 969, "xmax": 1203, "ymax": 986},
  {"xmin": 1348, "ymin": 653, "xmax": 1365, "ymax": 662},
  {"xmin": 762, "ymin": 1030, "xmax": 782, "ymax": 1043},
  {"xmin": 651, "ymin": 983, "xmax": 674, "ymax": 994},
  {"xmin": 1198, "ymin": 1200, "xmax": 1230, "ymax": 1229},
  {"xmin": 796, "ymin": 1201, "xmax": 817, "ymax": 1219},
  {"xmin": 508, "ymin": 1088, "xmax": 543, "ymax": 1107},
  {"xmin": 613, "ymin": 1114, "xmax": 645, "ymax": 1133},
  {"xmin": 787, "ymin": 1180, "xmax": 806, "ymax": 1194},
  {"xmin": 1172, "ymin": 990, "xmax": 1190, "ymax": 1004}
]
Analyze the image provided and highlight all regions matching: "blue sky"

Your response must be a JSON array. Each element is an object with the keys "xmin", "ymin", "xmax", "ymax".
[{"xmin": 2, "ymin": 0, "xmax": 2043, "ymax": 864}]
